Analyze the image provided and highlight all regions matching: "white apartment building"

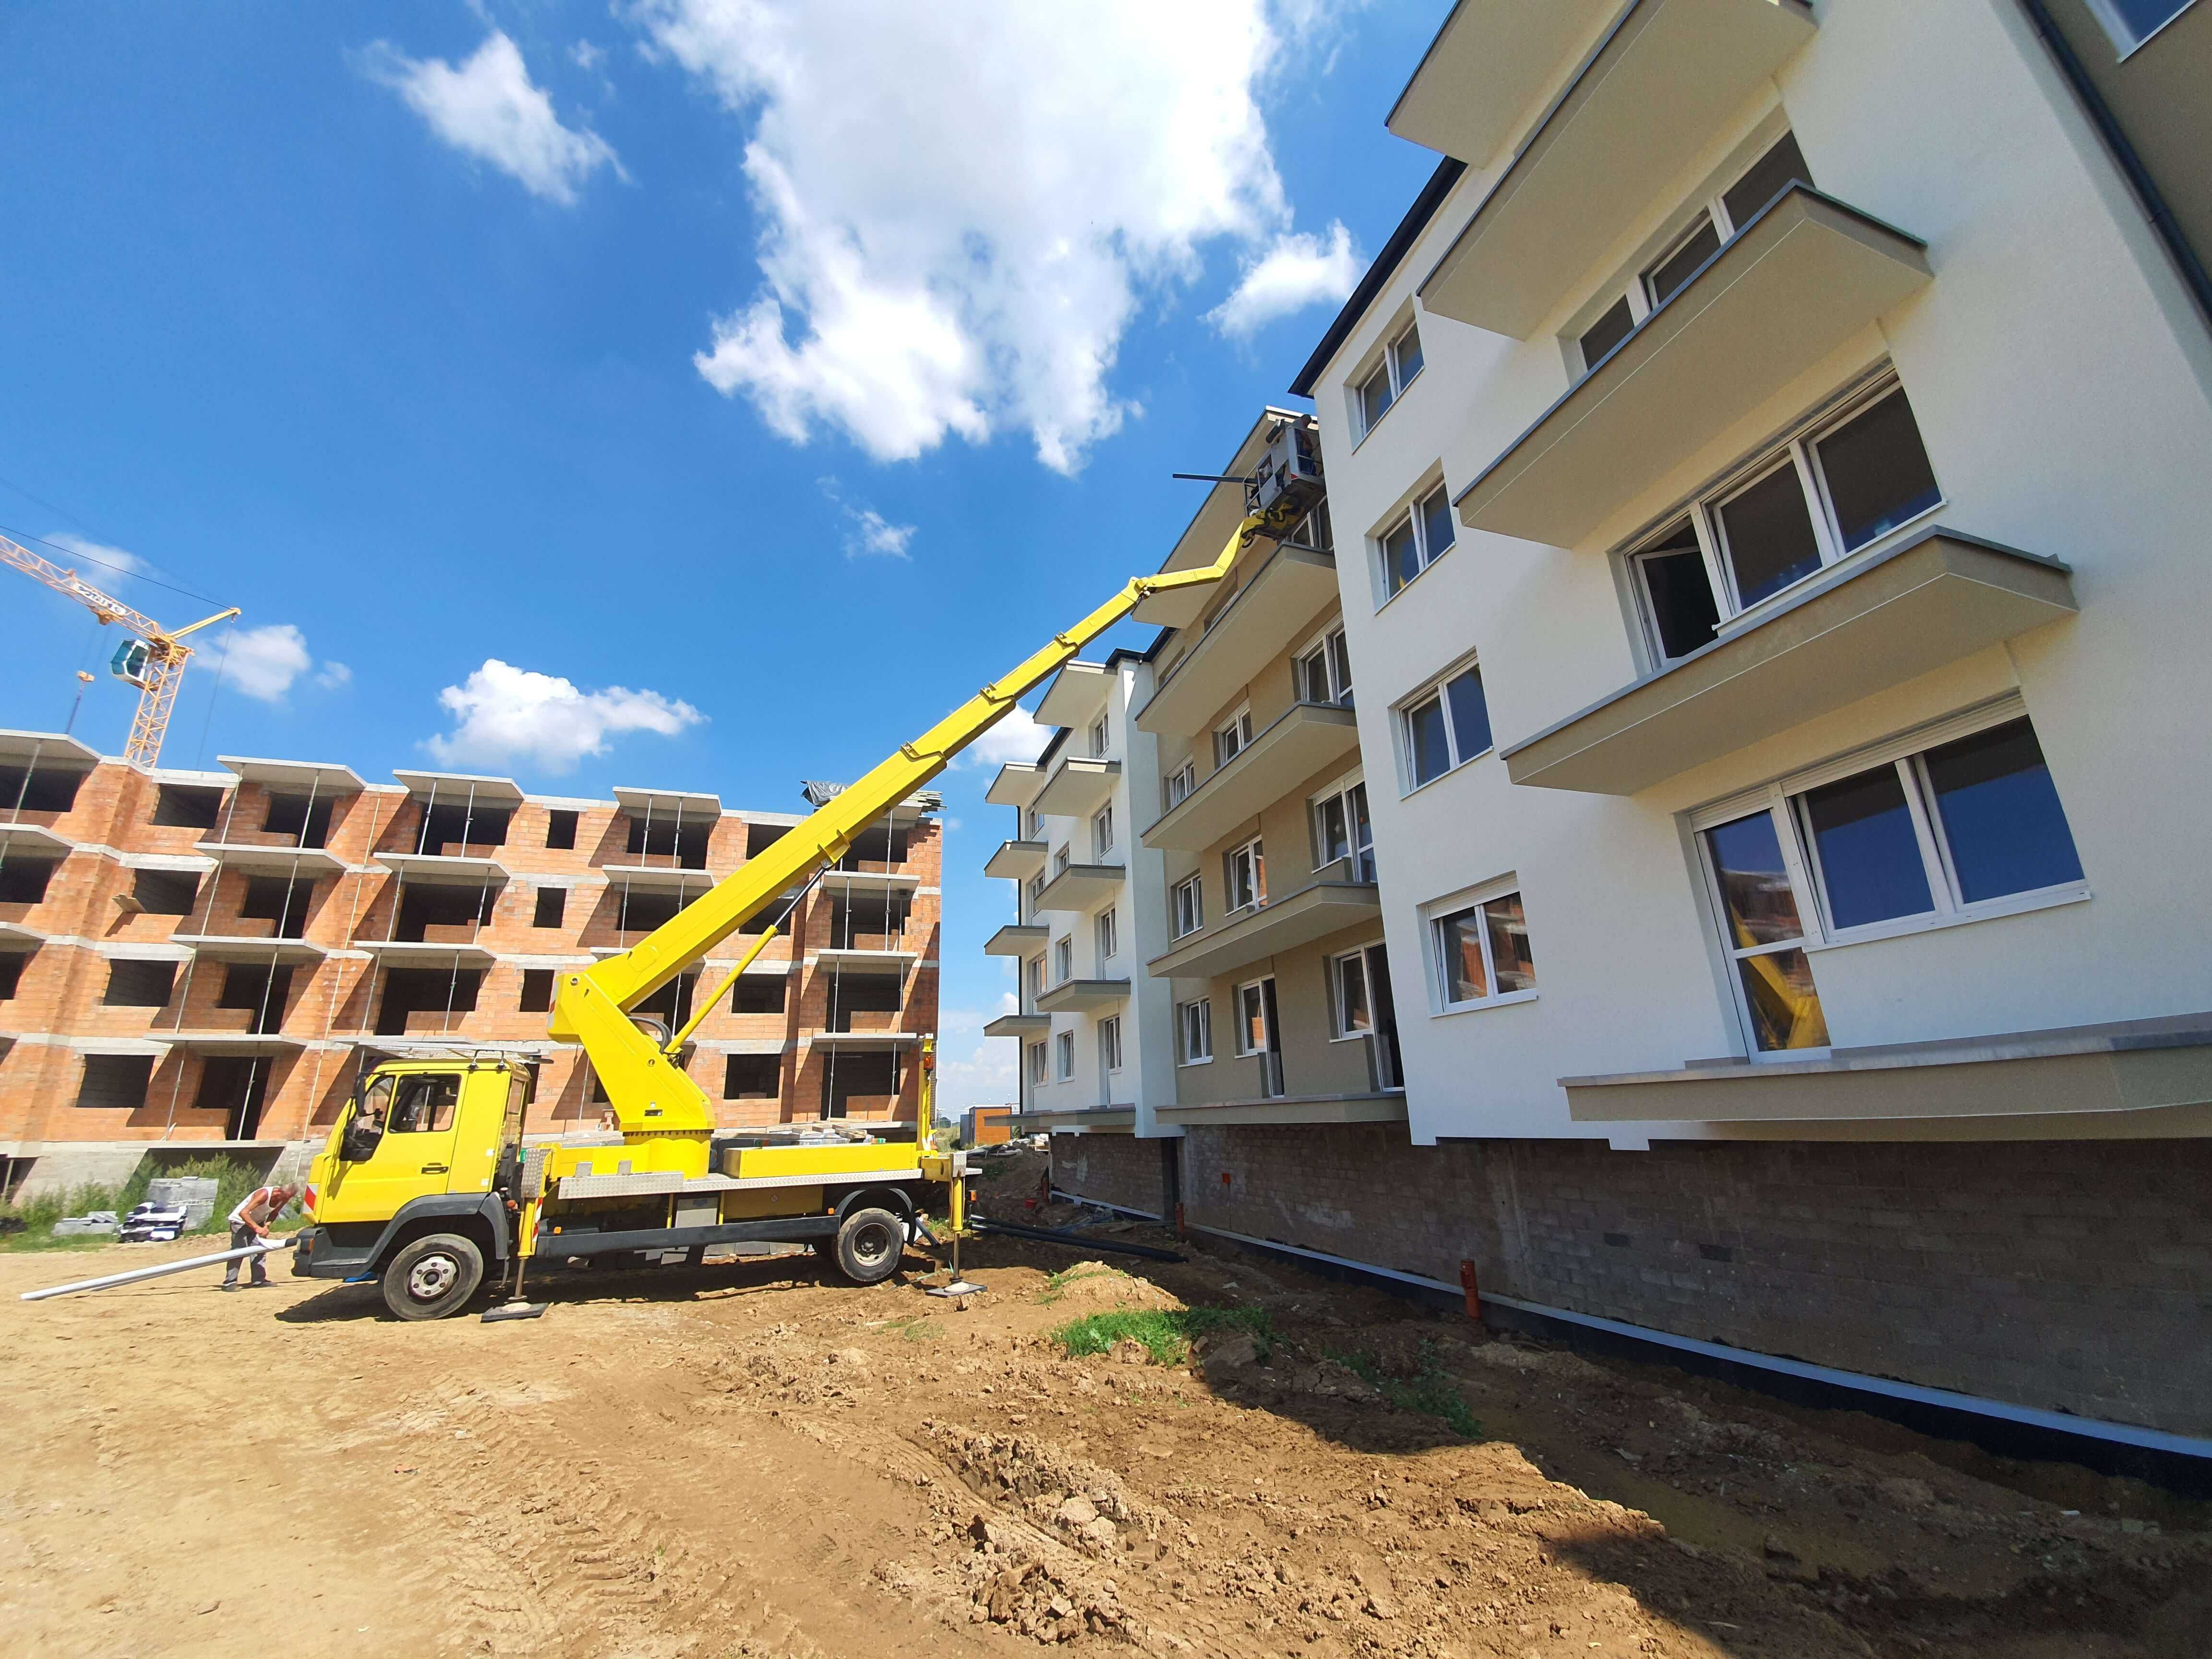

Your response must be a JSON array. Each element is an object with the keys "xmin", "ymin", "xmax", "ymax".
[
  {"xmin": 1053, "ymin": 0, "xmax": 2212, "ymax": 1450},
  {"xmin": 985, "ymin": 653, "xmax": 1178, "ymax": 1161}
]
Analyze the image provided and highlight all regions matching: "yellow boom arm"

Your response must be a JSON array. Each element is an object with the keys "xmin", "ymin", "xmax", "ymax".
[{"xmin": 549, "ymin": 507, "xmax": 1291, "ymax": 1143}]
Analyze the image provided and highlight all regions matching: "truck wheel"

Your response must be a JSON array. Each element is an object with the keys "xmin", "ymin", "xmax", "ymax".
[
  {"xmin": 834, "ymin": 1207, "xmax": 905, "ymax": 1286},
  {"xmin": 382, "ymin": 1233, "xmax": 484, "ymax": 1321}
]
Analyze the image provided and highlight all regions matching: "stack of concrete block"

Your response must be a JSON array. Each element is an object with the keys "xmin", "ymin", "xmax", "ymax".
[{"xmin": 146, "ymin": 1176, "xmax": 220, "ymax": 1229}]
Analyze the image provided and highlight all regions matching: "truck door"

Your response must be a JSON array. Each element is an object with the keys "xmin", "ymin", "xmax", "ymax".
[{"xmin": 318, "ymin": 1071, "xmax": 466, "ymax": 1224}]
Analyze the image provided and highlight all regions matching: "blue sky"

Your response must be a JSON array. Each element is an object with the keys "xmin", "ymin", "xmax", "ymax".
[{"xmin": 0, "ymin": 1, "xmax": 1444, "ymax": 1106}]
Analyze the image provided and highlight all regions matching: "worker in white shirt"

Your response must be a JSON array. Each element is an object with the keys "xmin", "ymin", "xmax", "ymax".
[{"xmin": 220, "ymin": 1182, "xmax": 296, "ymax": 1291}]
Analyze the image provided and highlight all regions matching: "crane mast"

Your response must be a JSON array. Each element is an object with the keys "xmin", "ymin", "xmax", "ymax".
[{"xmin": 1, "ymin": 532, "xmax": 239, "ymax": 766}]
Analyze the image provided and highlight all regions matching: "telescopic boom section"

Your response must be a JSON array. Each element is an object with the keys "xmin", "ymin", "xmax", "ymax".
[{"xmin": 550, "ymin": 508, "xmax": 1294, "ymax": 1138}]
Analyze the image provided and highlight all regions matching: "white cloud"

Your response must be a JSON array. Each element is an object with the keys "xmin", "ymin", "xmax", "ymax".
[
  {"xmin": 424, "ymin": 658, "xmax": 704, "ymax": 774},
  {"xmin": 933, "ymin": 998, "xmax": 1021, "ymax": 1113},
  {"xmin": 965, "ymin": 703, "xmax": 1049, "ymax": 769},
  {"xmin": 640, "ymin": 0, "xmax": 1330, "ymax": 472},
  {"xmin": 210, "ymin": 624, "xmax": 314, "ymax": 704},
  {"xmin": 315, "ymin": 661, "xmax": 353, "ymax": 690},
  {"xmin": 46, "ymin": 531, "xmax": 145, "ymax": 579},
  {"xmin": 571, "ymin": 40, "xmax": 605, "ymax": 71},
  {"xmin": 1207, "ymin": 222, "xmax": 1363, "ymax": 338},
  {"xmin": 818, "ymin": 477, "xmax": 914, "ymax": 559},
  {"xmin": 366, "ymin": 31, "xmax": 620, "ymax": 205}
]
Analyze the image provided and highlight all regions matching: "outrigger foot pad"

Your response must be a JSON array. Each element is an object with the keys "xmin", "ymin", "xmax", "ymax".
[
  {"xmin": 481, "ymin": 1300, "xmax": 550, "ymax": 1322},
  {"xmin": 926, "ymin": 1280, "xmax": 986, "ymax": 1298}
]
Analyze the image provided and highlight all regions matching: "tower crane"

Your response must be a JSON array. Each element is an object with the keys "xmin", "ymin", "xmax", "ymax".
[{"xmin": 2, "ymin": 531, "xmax": 239, "ymax": 766}]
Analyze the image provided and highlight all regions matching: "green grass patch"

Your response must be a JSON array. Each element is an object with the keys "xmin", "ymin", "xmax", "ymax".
[
  {"xmin": 1329, "ymin": 1342, "xmax": 1482, "ymax": 1439},
  {"xmin": 0, "ymin": 1155, "xmax": 301, "ymax": 1253},
  {"xmin": 883, "ymin": 1314, "xmax": 942, "ymax": 1343},
  {"xmin": 1036, "ymin": 1262, "xmax": 1124, "ymax": 1304},
  {"xmin": 1049, "ymin": 1304, "xmax": 1273, "ymax": 1367}
]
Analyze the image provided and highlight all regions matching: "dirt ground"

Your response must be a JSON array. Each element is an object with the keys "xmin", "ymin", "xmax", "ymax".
[{"xmin": 1, "ymin": 1158, "xmax": 2205, "ymax": 1659}]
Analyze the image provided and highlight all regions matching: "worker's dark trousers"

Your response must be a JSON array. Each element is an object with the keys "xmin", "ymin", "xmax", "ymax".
[{"xmin": 222, "ymin": 1223, "xmax": 267, "ymax": 1286}]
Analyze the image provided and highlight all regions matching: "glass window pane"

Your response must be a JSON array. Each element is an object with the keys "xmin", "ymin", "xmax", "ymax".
[
  {"xmin": 1383, "ymin": 517, "xmax": 1419, "ymax": 594},
  {"xmin": 1736, "ymin": 947, "xmax": 1830, "ymax": 1052},
  {"xmin": 1239, "ymin": 984, "xmax": 1266, "ymax": 1051},
  {"xmin": 1722, "ymin": 132, "xmax": 1813, "ymax": 230},
  {"xmin": 1315, "ymin": 795, "xmax": 1349, "ymax": 864},
  {"xmin": 1646, "ymin": 216, "xmax": 1721, "ymax": 309},
  {"xmin": 1802, "ymin": 764, "xmax": 1934, "ymax": 928},
  {"xmin": 1717, "ymin": 464, "xmax": 1823, "ymax": 607},
  {"xmin": 1636, "ymin": 522, "xmax": 1720, "ymax": 660},
  {"xmin": 1817, "ymin": 389, "xmax": 1941, "ymax": 551},
  {"xmin": 1437, "ymin": 906, "xmax": 1488, "ymax": 1003},
  {"xmin": 1482, "ymin": 894, "xmax": 1536, "ymax": 993},
  {"xmin": 1337, "ymin": 954, "xmax": 1371, "ymax": 1034},
  {"xmin": 1706, "ymin": 811, "xmax": 1806, "ymax": 947},
  {"xmin": 1923, "ymin": 718, "xmax": 2084, "ymax": 902},
  {"xmin": 1445, "ymin": 668, "xmax": 1492, "ymax": 762},
  {"xmin": 1348, "ymin": 784, "xmax": 1374, "ymax": 883},
  {"xmin": 1329, "ymin": 631, "xmax": 1353, "ymax": 702},
  {"xmin": 1360, "ymin": 365, "xmax": 1394, "ymax": 429},
  {"xmin": 1392, "ymin": 325, "xmax": 1423, "ymax": 384},
  {"xmin": 2101, "ymin": 0, "xmax": 2192, "ymax": 45},
  {"xmin": 1420, "ymin": 487, "xmax": 1456, "ymax": 564},
  {"xmin": 1578, "ymin": 294, "xmax": 1635, "ymax": 371},
  {"xmin": 1408, "ymin": 695, "xmax": 1451, "ymax": 786}
]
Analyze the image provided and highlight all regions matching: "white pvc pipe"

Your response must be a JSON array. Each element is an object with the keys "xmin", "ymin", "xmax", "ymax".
[{"xmin": 19, "ymin": 1238, "xmax": 292, "ymax": 1302}]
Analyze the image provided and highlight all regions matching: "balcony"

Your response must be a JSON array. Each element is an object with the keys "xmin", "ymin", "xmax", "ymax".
[
  {"xmin": 817, "ymin": 867, "xmax": 921, "ymax": 896},
  {"xmin": 1035, "ymin": 661, "xmax": 1112, "ymax": 729},
  {"xmin": 220, "ymin": 755, "xmax": 367, "ymax": 795},
  {"xmin": 1385, "ymin": 0, "xmax": 1618, "ymax": 168},
  {"xmin": 1135, "ymin": 545, "xmax": 1338, "ymax": 736},
  {"xmin": 1015, "ymin": 1104, "xmax": 1136, "ymax": 1133},
  {"xmin": 599, "ymin": 862, "xmax": 718, "ymax": 892},
  {"xmin": 1146, "ymin": 874, "xmax": 1381, "ymax": 982},
  {"xmin": 1033, "ymin": 977, "xmax": 1129, "ymax": 1014},
  {"xmin": 985, "ymin": 762, "xmax": 1042, "ymax": 809},
  {"xmin": 1156, "ymin": 1091, "xmax": 1408, "ymax": 1129},
  {"xmin": 166, "ymin": 1030, "xmax": 307, "ymax": 1056},
  {"xmin": 813, "ymin": 946, "xmax": 917, "ymax": 972},
  {"xmin": 1456, "ymin": 187, "xmax": 1931, "ymax": 549},
  {"xmin": 984, "ymin": 839, "xmax": 1047, "ymax": 881},
  {"xmin": 1501, "ymin": 530, "xmax": 2078, "ymax": 794},
  {"xmin": 1031, "ymin": 757, "xmax": 1119, "ymax": 819},
  {"xmin": 357, "ymin": 938, "xmax": 496, "ymax": 969},
  {"xmin": 1143, "ymin": 703, "xmax": 1358, "ymax": 852},
  {"xmin": 173, "ymin": 931, "xmax": 329, "ymax": 965},
  {"xmin": 1560, "ymin": 1012, "xmax": 2212, "ymax": 1130},
  {"xmin": 1420, "ymin": 0, "xmax": 1818, "ymax": 336},
  {"xmin": 1034, "ymin": 862, "xmax": 1124, "ymax": 912},
  {"xmin": 374, "ymin": 851, "xmax": 511, "ymax": 886},
  {"xmin": 0, "ymin": 921, "xmax": 44, "ymax": 948},
  {"xmin": 196, "ymin": 842, "xmax": 348, "ymax": 878},
  {"xmin": 810, "ymin": 1030, "xmax": 924, "ymax": 1051},
  {"xmin": 984, "ymin": 923, "xmax": 1047, "ymax": 957},
  {"xmin": 985, "ymin": 1012, "xmax": 1050, "ymax": 1039},
  {"xmin": 0, "ymin": 823, "xmax": 72, "ymax": 857}
]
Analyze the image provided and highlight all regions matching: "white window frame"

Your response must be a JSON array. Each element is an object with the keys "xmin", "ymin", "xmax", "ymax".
[
  {"xmin": 1214, "ymin": 705, "xmax": 1255, "ymax": 769},
  {"xmin": 1089, "ymin": 713, "xmax": 1110, "ymax": 757},
  {"xmin": 1171, "ymin": 873, "xmax": 1203, "ymax": 940},
  {"xmin": 1375, "ymin": 479, "xmax": 1456, "ymax": 602},
  {"xmin": 1028, "ymin": 1042, "xmax": 1047, "ymax": 1086},
  {"xmin": 1052, "ymin": 844, "xmax": 1071, "ymax": 878},
  {"xmin": 1422, "ymin": 876, "xmax": 1539, "ymax": 1016},
  {"xmin": 1309, "ymin": 771, "xmax": 1374, "ymax": 881},
  {"xmin": 1025, "ymin": 955, "xmax": 1044, "ymax": 1003},
  {"xmin": 1688, "ymin": 695, "xmax": 2089, "ymax": 963},
  {"xmin": 1622, "ymin": 370, "xmax": 1945, "ymax": 671},
  {"xmin": 1233, "ymin": 977, "xmax": 1274, "ymax": 1057},
  {"xmin": 1094, "ymin": 906, "xmax": 1118, "ymax": 963},
  {"xmin": 1091, "ymin": 804, "xmax": 1114, "ymax": 860},
  {"xmin": 1328, "ymin": 941, "xmax": 1387, "ymax": 1041},
  {"xmin": 1396, "ymin": 655, "xmax": 1493, "ymax": 794},
  {"xmin": 1296, "ymin": 622, "xmax": 1354, "ymax": 707},
  {"xmin": 1177, "ymin": 998, "xmax": 1213, "ymax": 1066},
  {"xmin": 1055, "ymin": 1029, "xmax": 1075, "ymax": 1081},
  {"xmin": 1053, "ymin": 935, "xmax": 1073, "ymax": 983},
  {"xmin": 1024, "ymin": 806, "xmax": 1041, "ymax": 839},
  {"xmin": 1165, "ymin": 759, "xmax": 1197, "ymax": 808},
  {"xmin": 1574, "ymin": 131, "xmax": 1812, "ymax": 377},
  {"xmin": 1098, "ymin": 1014, "xmax": 1123, "ymax": 1075},
  {"xmin": 1223, "ymin": 837, "xmax": 1264, "ymax": 915},
  {"xmin": 2085, "ymin": 0, "xmax": 2199, "ymax": 56},
  {"xmin": 1025, "ymin": 873, "xmax": 1044, "ymax": 918},
  {"xmin": 1352, "ymin": 317, "xmax": 1425, "ymax": 441}
]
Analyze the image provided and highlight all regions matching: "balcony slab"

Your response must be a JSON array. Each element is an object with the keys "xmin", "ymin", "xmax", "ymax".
[
  {"xmin": 1136, "ymin": 545, "xmax": 1339, "ymax": 736},
  {"xmin": 984, "ymin": 924, "xmax": 1048, "ymax": 958},
  {"xmin": 1143, "ymin": 703, "xmax": 1358, "ymax": 851},
  {"xmin": 984, "ymin": 840, "xmax": 1047, "ymax": 882},
  {"xmin": 1034, "ymin": 978, "xmax": 1130, "ymax": 1014},
  {"xmin": 1035, "ymin": 862, "xmax": 1125, "ymax": 912},
  {"xmin": 1147, "ymin": 880, "xmax": 1381, "ymax": 983},
  {"xmin": 1386, "ymin": 0, "xmax": 1618, "ymax": 167}
]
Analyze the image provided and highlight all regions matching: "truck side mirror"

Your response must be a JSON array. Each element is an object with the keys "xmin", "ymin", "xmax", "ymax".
[{"xmin": 340, "ymin": 1116, "xmax": 382, "ymax": 1164}]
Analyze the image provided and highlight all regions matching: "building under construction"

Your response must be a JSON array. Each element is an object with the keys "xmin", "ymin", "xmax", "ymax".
[{"xmin": 0, "ymin": 730, "xmax": 940, "ymax": 1196}]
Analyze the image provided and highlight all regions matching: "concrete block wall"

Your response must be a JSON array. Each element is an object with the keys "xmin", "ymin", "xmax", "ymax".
[
  {"xmin": 1178, "ymin": 1123, "xmax": 2212, "ymax": 1439},
  {"xmin": 1050, "ymin": 1132, "xmax": 1171, "ymax": 1220}
]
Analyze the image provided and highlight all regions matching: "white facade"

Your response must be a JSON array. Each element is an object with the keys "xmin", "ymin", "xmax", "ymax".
[
  {"xmin": 1306, "ymin": 0, "xmax": 2212, "ymax": 1147},
  {"xmin": 986, "ymin": 654, "xmax": 1178, "ymax": 1136}
]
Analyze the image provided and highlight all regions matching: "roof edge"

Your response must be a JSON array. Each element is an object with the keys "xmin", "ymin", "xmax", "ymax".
[{"xmin": 1288, "ymin": 156, "xmax": 1467, "ymax": 397}]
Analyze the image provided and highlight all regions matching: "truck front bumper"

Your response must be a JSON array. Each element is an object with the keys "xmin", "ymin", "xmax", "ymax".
[{"xmin": 290, "ymin": 1226, "xmax": 376, "ymax": 1280}]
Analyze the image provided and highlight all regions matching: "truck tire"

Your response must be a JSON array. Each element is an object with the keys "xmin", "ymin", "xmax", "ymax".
[
  {"xmin": 382, "ymin": 1233, "xmax": 485, "ymax": 1321},
  {"xmin": 834, "ymin": 1207, "xmax": 905, "ymax": 1286}
]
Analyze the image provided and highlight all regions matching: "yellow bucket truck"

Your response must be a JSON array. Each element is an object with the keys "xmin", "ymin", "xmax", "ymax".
[{"xmin": 289, "ymin": 424, "xmax": 1323, "ymax": 1319}]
